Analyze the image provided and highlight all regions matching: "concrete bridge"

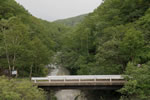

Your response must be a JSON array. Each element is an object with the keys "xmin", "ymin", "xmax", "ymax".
[{"xmin": 32, "ymin": 75, "xmax": 125, "ymax": 90}]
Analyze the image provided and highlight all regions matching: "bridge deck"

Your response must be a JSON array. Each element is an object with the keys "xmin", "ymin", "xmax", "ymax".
[{"xmin": 32, "ymin": 75, "xmax": 125, "ymax": 87}]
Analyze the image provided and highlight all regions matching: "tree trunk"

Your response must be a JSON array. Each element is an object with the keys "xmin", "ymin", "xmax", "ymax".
[
  {"xmin": 12, "ymin": 52, "xmax": 16, "ymax": 71},
  {"xmin": 29, "ymin": 64, "xmax": 33, "ymax": 79},
  {"xmin": 87, "ymin": 31, "xmax": 89, "ymax": 56},
  {"xmin": 3, "ymin": 28, "xmax": 11, "ymax": 76}
]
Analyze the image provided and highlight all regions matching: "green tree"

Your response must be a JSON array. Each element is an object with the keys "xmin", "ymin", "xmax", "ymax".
[
  {"xmin": 119, "ymin": 62, "xmax": 150, "ymax": 100},
  {"xmin": 0, "ymin": 0, "xmax": 68, "ymax": 77},
  {"xmin": 0, "ymin": 17, "xmax": 28, "ymax": 75},
  {"xmin": 120, "ymin": 26, "xmax": 145, "ymax": 63},
  {"xmin": 0, "ymin": 76, "xmax": 46, "ymax": 100}
]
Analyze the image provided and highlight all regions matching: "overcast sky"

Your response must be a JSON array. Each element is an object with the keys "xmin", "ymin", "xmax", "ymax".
[{"xmin": 15, "ymin": 0, "xmax": 102, "ymax": 21}]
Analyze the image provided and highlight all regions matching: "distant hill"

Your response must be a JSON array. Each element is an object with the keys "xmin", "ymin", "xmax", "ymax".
[{"xmin": 54, "ymin": 14, "xmax": 87, "ymax": 26}]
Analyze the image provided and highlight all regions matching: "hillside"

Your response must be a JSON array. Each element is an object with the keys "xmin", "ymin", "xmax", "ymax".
[
  {"xmin": 0, "ymin": 0, "xmax": 69, "ymax": 77},
  {"xmin": 54, "ymin": 14, "xmax": 87, "ymax": 26},
  {"xmin": 1, "ymin": 0, "xmax": 150, "ymax": 99},
  {"xmin": 0, "ymin": 0, "xmax": 70, "ymax": 99},
  {"xmin": 58, "ymin": 0, "xmax": 150, "ymax": 99}
]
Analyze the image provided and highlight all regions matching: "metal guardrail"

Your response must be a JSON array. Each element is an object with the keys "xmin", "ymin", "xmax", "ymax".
[{"xmin": 31, "ymin": 75, "xmax": 124, "ymax": 83}]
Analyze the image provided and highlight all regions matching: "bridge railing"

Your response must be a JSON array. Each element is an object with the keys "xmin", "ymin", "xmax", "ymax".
[{"xmin": 31, "ymin": 75, "xmax": 124, "ymax": 83}]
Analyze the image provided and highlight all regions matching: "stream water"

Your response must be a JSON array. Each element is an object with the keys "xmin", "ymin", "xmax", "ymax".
[
  {"xmin": 46, "ymin": 53, "xmax": 120, "ymax": 100},
  {"xmin": 48, "ymin": 67, "xmax": 87, "ymax": 100}
]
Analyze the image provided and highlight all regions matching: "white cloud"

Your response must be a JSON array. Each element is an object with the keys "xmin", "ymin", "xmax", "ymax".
[{"xmin": 15, "ymin": 0, "xmax": 102, "ymax": 21}]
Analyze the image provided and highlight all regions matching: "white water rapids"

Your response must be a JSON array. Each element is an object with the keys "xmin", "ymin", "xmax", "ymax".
[{"xmin": 48, "ymin": 67, "xmax": 87, "ymax": 100}]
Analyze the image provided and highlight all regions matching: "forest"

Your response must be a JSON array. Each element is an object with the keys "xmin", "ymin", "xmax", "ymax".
[
  {"xmin": 0, "ymin": 0, "xmax": 70, "ymax": 77},
  {"xmin": 0, "ymin": 0, "xmax": 150, "ymax": 100},
  {"xmin": 54, "ymin": 14, "xmax": 87, "ymax": 27}
]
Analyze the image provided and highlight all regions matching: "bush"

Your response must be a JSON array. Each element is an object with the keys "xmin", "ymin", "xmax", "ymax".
[{"xmin": 0, "ymin": 76, "xmax": 46, "ymax": 100}]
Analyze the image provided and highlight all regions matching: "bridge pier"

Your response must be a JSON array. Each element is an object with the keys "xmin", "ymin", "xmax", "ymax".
[
  {"xmin": 46, "ymin": 89, "xmax": 58, "ymax": 100},
  {"xmin": 46, "ymin": 89, "xmax": 52, "ymax": 100}
]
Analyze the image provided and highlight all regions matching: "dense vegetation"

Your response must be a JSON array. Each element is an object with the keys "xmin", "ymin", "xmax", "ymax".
[
  {"xmin": 0, "ymin": 0, "xmax": 69, "ymax": 99},
  {"xmin": 0, "ymin": 76, "xmax": 46, "ymax": 100},
  {"xmin": 59, "ymin": 0, "xmax": 150, "ymax": 75},
  {"xmin": 0, "ymin": 0, "xmax": 68, "ymax": 77},
  {"xmin": 54, "ymin": 14, "xmax": 87, "ymax": 27},
  {"xmin": 1, "ymin": 0, "xmax": 150, "ymax": 99},
  {"xmin": 56, "ymin": 0, "xmax": 150, "ymax": 99}
]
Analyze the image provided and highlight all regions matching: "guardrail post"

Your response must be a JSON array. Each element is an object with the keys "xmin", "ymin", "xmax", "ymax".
[
  {"xmin": 94, "ymin": 77, "xmax": 96, "ymax": 82},
  {"xmin": 110, "ymin": 78, "xmax": 112, "ymax": 85},
  {"xmin": 79, "ymin": 78, "xmax": 81, "ymax": 82},
  {"xmin": 64, "ymin": 77, "xmax": 66, "ymax": 82},
  {"xmin": 49, "ymin": 78, "xmax": 51, "ymax": 83},
  {"xmin": 34, "ymin": 80, "xmax": 37, "ymax": 83},
  {"xmin": 110, "ymin": 78, "xmax": 112, "ymax": 82},
  {"xmin": 94, "ymin": 77, "xmax": 97, "ymax": 85}
]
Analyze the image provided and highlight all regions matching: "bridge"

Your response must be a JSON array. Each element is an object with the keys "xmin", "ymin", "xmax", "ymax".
[{"xmin": 32, "ymin": 75, "xmax": 125, "ymax": 90}]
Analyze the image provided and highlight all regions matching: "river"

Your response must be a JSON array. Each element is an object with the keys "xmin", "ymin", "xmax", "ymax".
[{"xmin": 48, "ymin": 67, "xmax": 87, "ymax": 100}]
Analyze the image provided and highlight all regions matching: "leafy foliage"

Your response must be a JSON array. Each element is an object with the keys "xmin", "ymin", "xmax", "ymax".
[
  {"xmin": 1, "ymin": 0, "xmax": 150, "ymax": 99},
  {"xmin": 56, "ymin": 0, "xmax": 150, "ymax": 98},
  {"xmin": 58, "ymin": 0, "xmax": 150, "ymax": 76},
  {"xmin": 54, "ymin": 14, "xmax": 87, "ymax": 27},
  {"xmin": 0, "ymin": 0, "xmax": 68, "ymax": 77},
  {"xmin": 119, "ymin": 62, "xmax": 150, "ymax": 100},
  {"xmin": 0, "ymin": 76, "xmax": 46, "ymax": 100}
]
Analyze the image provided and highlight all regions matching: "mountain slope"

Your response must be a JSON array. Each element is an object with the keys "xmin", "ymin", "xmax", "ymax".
[
  {"xmin": 54, "ymin": 14, "xmax": 87, "ymax": 26},
  {"xmin": 0, "ymin": 0, "xmax": 69, "ymax": 77}
]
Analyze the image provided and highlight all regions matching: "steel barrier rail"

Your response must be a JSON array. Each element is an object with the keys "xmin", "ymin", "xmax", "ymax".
[{"xmin": 31, "ymin": 75, "xmax": 124, "ymax": 83}]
